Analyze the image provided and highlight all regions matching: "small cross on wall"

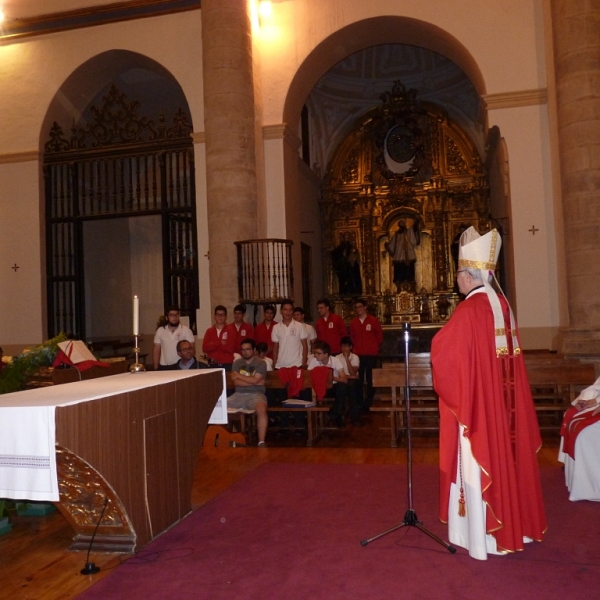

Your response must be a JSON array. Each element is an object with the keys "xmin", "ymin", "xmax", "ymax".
[
  {"xmin": 11, "ymin": 263, "xmax": 19, "ymax": 272},
  {"xmin": 528, "ymin": 225, "xmax": 539, "ymax": 236}
]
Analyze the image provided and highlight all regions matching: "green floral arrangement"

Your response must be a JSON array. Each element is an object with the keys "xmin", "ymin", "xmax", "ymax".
[{"xmin": 0, "ymin": 333, "xmax": 67, "ymax": 395}]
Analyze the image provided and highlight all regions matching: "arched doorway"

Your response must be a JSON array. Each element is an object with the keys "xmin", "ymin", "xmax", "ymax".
[
  {"xmin": 280, "ymin": 17, "xmax": 511, "ymax": 322},
  {"xmin": 41, "ymin": 51, "xmax": 198, "ymax": 340}
]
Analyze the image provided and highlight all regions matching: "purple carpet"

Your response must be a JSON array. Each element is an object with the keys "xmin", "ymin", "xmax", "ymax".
[{"xmin": 78, "ymin": 463, "xmax": 599, "ymax": 600}]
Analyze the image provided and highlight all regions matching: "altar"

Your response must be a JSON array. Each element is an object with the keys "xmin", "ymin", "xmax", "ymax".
[{"xmin": 0, "ymin": 369, "xmax": 226, "ymax": 552}]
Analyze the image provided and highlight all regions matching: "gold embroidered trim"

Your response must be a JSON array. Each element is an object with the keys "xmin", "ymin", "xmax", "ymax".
[
  {"xmin": 496, "ymin": 347, "xmax": 508, "ymax": 356},
  {"xmin": 514, "ymin": 347, "xmax": 521, "ymax": 356},
  {"xmin": 458, "ymin": 258, "xmax": 496, "ymax": 270},
  {"xmin": 489, "ymin": 229, "xmax": 498, "ymax": 265},
  {"xmin": 495, "ymin": 328, "xmax": 506, "ymax": 336}
]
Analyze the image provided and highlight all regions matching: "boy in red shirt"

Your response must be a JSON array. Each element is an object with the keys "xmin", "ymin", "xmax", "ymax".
[
  {"xmin": 315, "ymin": 298, "xmax": 347, "ymax": 355},
  {"xmin": 202, "ymin": 305, "xmax": 237, "ymax": 371},
  {"xmin": 226, "ymin": 303, "xmax": 254, "ymax": 353},
  {"xmin": 349, "ymin": 298, "xmax": 383, "ymax": 409},
  {"xmin": 254, "ymin": 304, "xmax": 276, "ymax": 357}
]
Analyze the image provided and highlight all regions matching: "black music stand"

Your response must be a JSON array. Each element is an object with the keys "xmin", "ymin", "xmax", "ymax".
[{"xmin": 360, "ymin": 322, "xmax": 456, "ymax": 552}]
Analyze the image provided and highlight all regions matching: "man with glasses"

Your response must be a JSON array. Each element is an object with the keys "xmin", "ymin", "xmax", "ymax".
[
  {"xmin": 169, "ymin": 340, "xmax": 207, "ymax": 370},
  {"xmin": 153, "ymin": 306, "xmax": 195, "ymax": 370},
  {"xmin": 202, "ymin": 305, "xmax": 236, "ymax": 371},
  {"xmin": 308, "ymin": 340, "xmax": 348, "ymax": 427},
  {"xmin": 229, "ymin": 338, "xmax": 269, "ymax": 446}
]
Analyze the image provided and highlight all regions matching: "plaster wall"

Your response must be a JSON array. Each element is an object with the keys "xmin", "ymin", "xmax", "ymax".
[
  {"xmin": 0, "ymin": 11, "xmax": 204, "ymax": 155},
  {"xmin": 489, "ymin": 104, "xmax": 560, "ymax": 349},
  {"xmin": 0, "ymin": 161, "xmax": 44, "ymax": 345},
  {"xmin": 256, "ymin": 0, "xmax": 546, "ymax": 125}
]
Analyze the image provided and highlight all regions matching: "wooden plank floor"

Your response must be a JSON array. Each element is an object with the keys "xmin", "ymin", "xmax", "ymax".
[{"xmin": 0, "ymin": 412, "xmax": 562, "ymax": 600}]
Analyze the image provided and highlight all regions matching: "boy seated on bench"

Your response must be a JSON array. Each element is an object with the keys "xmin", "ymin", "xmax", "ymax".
[
  {"xmin": 308, "ymin": 340, "xmax": 348, "ymax": 427},
  {"xmin": 337, "ymin": 336, "xmax": 362, "ymax": 426},
  {"xmin": 229, "ymin": 338, "xmax": 269, "ymax": 446}
]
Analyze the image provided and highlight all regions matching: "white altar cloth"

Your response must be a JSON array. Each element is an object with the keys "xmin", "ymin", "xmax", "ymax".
[{"xmin": 0, "ymin": 369, "xmax": 226, "ymax": 502}]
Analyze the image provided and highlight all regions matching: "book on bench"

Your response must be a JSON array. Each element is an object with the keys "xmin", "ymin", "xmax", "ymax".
[{"xmin": 282, "ymin": 399, "xmax": 316, "ymax": 408}]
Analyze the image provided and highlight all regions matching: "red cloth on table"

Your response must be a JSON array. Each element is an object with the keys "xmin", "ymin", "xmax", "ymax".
[
  {"xmin": 52, "ymin": 350, "xmax": 110, "ymax": 372},
  {"xmin": 310, "ymin": 366, "xmax": 331, "ymax": 401},
  {"xmin": 431, "ymin": 293, "xmax": 546, "ymax": 554},
  {"xmin": 277, "ymin": 367, "xmax": 304, "ymax": 398},
  {"xmin": 560, "ymin": 405, "xmax": 600, "ymax": 459}
]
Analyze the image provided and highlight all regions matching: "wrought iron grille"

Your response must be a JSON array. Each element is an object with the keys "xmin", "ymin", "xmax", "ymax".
[
  {"xmin": 44, "ymin": 85, "xmax": 199, "ymax": 339},
  {"xmin": 235, "ymin": 239, "xmax": 294, "ymax": 303}
]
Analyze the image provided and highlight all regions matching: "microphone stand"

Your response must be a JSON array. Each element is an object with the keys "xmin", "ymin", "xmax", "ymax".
[
  {"xmin": 81, "ymin": 497, "xmax": 109, "ymax": 575},
  {"xmin": 361, "ymin": 322, "xmax": 456, "ymax": 553}
]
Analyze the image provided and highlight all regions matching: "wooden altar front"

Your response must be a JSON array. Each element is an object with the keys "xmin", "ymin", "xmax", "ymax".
[{"xmin": 0, "ymin": 370, "xmax": 224, "ymax": 552}]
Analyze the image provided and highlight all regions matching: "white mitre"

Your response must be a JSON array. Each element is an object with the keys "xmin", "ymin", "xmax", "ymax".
[{"xmin": 458, "ymin": 227, "xmax": 519, "ymax": 356}]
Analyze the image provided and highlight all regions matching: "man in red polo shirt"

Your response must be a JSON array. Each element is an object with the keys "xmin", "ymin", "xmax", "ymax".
[
  {"xmin": 349, "ymin": 297, "xmax": 383, "ymax": 409},
  {"xmin": 315, "ymin": 298, "xmax": 347, "ymax": 355},
  {"xmin": 202, "ymin": 305, "xmax": 237, "ymax": 371},
  {"xmin": 226, "ymin": 303, "xmax": 254, "ymax": 353},
  {"xmin": 254, "ymin": 304, "xmax": 276, "ymax": 357}
]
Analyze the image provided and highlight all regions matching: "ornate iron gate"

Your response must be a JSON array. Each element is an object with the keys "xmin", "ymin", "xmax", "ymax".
[{"xmin": 44, "ymin": 85, "xmax": 199, "ymax": 339}]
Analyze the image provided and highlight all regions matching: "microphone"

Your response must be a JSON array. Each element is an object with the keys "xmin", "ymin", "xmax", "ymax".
[{"xmin": 80, "ymin": 497, "xmax": 109, "ymax": 575}]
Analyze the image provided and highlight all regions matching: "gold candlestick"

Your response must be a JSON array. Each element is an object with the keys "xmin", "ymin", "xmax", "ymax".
[{"xmin": 130, "ymin": 335, "xmax": 146, "ymax": 373}]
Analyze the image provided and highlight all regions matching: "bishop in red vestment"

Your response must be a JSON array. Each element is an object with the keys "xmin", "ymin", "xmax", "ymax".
[{"xmin": 431, "ymin": 227, "xmax": 546, "ymax": 559}]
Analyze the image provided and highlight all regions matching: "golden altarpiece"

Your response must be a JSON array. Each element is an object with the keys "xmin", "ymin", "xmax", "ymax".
[{"xmin": 320, "ymin": 82, "xmax": 492, "ymax": 334}]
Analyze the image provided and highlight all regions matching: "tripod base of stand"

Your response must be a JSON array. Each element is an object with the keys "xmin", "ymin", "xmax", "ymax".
[{"xmin": 361, "ymin": 509, "xmax": 456, "ymax": 553}]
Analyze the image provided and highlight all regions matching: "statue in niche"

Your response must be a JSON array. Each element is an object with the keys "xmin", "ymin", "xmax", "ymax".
[
  {"xmin": 385, "ymin": 218, "xmax": 421, "ymax": 292},
  {"xmin": 332, "ymin": 233, "xmax": 362, "ymax": 295},
  {"xmin": 450, "ymin": 223, "xmax": 470, "ymax": 270}
]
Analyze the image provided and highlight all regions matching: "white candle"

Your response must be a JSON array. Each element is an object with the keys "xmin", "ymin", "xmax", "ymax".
[{"xmin": 133, "ymin": 295, "xmax": 139, "ymax": 336}]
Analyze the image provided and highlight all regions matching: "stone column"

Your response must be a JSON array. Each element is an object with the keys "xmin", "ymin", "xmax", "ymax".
[
  {"xmin": 202, "ymin": 0, "xmax": 258, "ymax": 312},
  {"xmin": 552, "ymin": 1, "xmax": 600, "ymax": 354}
]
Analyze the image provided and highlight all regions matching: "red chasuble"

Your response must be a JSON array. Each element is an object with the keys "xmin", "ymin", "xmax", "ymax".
[{"xmin": 431, "ymin": 293, "xmax": 546, "ymax": 553}]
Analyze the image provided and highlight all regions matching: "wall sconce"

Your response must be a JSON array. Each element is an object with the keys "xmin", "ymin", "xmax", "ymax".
[{"xmin": 258, "ymin": 0, "xmax": 272, "ymax": 27}]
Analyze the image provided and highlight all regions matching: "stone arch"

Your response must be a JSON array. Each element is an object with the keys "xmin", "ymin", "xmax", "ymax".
[
  {"xmin": 40, "ymin": 50, "xmax": 198, "ymax": 340},
  {"xmin": 40, "ymin": 49, "xmax": 192, "ymax": 149},
  {"xmin": 282, "ymin": 16, "xmax": 486, "ymax": 129},
  {"xmin": 281, "ymin": 17, "xmax": 491, "ymax": 311}
]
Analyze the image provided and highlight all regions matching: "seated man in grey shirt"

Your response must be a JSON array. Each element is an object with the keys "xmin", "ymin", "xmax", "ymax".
[{"xmin": 229, "ymin": 338, "xmax": 268, "ymax": 446}]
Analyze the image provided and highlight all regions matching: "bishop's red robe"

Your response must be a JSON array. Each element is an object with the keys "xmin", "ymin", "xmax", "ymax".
[{"xmin": 431, "ymin": 292, "xmax": 546, "ymax": 554}]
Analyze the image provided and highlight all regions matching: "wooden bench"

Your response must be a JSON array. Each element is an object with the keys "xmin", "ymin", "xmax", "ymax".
[
  {"xmin": 90, "ymin": 339, "xmax": 149, "ymax": 367},
  {"xmin": 525, "ymin": 360, "xmax": 597, "ymax": 430},
  {"xmin": 372, "ymin": 366, "xmax": 437, "ymax": 447},
  {"xmin": 224, "ymin": 370, "xmax": 333, "ymax": 446},
  {"xmin": 374, "ymin": 356, "xmax": 598, "ymax": 445}
]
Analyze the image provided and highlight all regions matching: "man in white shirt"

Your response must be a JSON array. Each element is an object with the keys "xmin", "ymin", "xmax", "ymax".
[
  {"xmin": 153, "ymin": 306, "xmax": 195, "ymax": 370},
  {"xmin": 293, "ymin": 306, "xmax": 317, "ymax": 353},
  {"xmin": 272, "ymin": 300, "xmax": 308, "ymax": 369},
  {"xmin": 308, "ymin": 340, "xmax": 348, "ymax": 427},
  {"xmin": 336, "ymin": 336, "xmax": 362, "ymax": 426},
  {"xmin": 272, "ymin": 299, "xmax": 309, "ymax": 433}
]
